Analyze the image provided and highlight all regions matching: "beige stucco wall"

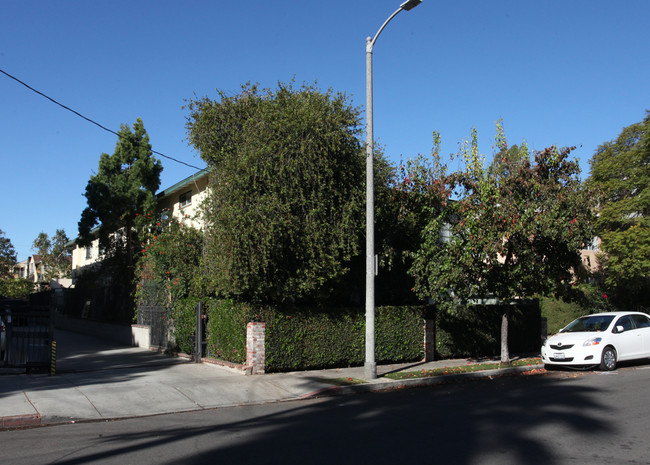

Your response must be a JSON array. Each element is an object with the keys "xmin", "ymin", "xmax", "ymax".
[
  {"xmin": 156, "ymin": 173, "xmax": 209, "ymax": 230},
  {"xmin": 70, "ymin": 171, "xmax": 210, "ymax": 277}
]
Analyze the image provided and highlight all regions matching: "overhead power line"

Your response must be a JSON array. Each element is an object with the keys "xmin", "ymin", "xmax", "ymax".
[{"xmin": 0, "ymin": 67, "xmax": 205, "ymax": 171}]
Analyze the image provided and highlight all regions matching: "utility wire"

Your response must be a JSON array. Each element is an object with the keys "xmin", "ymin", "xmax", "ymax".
[{"xmin": 0, "ymin": 67, "xmax": 205, "ymax": 171}]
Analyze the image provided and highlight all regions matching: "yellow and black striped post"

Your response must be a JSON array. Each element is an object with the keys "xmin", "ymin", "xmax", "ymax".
[{"xmin": 50, "ymin": 340, "xmax": 57, "ymax": 376}]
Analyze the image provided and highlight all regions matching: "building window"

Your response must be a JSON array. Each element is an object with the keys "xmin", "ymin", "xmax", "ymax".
[
  {"xmin": 85, "ymin": 245, "xmax": 93, "ymax": 260},
  {"xmin": 179, "ymin": 191, "xmax": 192, "ymax": 208}
]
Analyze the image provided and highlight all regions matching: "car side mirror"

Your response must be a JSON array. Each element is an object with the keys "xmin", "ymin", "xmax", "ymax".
[{"xmin": 615, "ymin": 325, "xmax": 624, "ymax": 333}]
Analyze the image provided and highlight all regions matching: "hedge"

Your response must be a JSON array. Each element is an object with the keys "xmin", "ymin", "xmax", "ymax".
[
  {"xmin": 433, "ymin": 301, "xmax": 541, "ymax": 359},
  {"xmin": 200, "ymin": 301, "xmax": 541, "ymax": 373},
  {"xmin": 170, "ymin": 297, "xmax": 201, "ymax": 354},
  {"xmin": 261, "ymin": 306, "xmax": 426, "ymax": 372},
  {"xmin": 205, "ymin": 299, "xmax": 253, "ymax": 363}
]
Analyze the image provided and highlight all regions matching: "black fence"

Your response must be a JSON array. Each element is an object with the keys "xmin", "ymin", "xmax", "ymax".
[
  {"xmin": 1, "ymin": 300, "xmax": 54, "ymax": 372},
  {"xmin": 137, "ymin": 305, "xmax": 168, "ymax": 348}
]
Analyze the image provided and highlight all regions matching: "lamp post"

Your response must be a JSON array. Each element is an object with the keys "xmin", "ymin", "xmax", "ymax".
[{"xmin": 365, "ymin": 0, "xmax": 421, "ymax": 380}]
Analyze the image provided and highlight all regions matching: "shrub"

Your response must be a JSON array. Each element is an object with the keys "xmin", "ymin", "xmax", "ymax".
[
  {"xmin": 205, "ymin": 299, "xmax": 252, "ymax": 364},
  {"xmin": 0, "ymin": 277, "xmax": 34, "ymax": 300},
  {"xmin": 195, "ymin": 301, "xmax": 541, "ymax": 372},
  {"xmin": 202, "ymin": 303, "xmax": 426, "ymax": 372},
  {"xmin": 541, "ymin": 284, "xmax": 614, "ymax": 335},
  {"xmin": 434, "ymin": 302, "xmax": 540, "ymax": 359},
  {"xmin": 170, "ymin": 297, "xmax": 201, "ymax": 354},
  {"xmin": 134, "ymin": 211, "xmax": 203, "ymax": 315}
]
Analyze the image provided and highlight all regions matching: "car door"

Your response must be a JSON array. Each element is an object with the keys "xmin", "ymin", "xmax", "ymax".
[
  {"xmin": 611, "ymin": 315, "xmax": 644, "ymax": 361},
  {"xmin": 631, "ymin": 314, "xmax": 650, "ymax": 356}
]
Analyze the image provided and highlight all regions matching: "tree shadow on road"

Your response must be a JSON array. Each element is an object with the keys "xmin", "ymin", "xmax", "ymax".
[{"xmin": 42, "ymin": 371, "xmax": 617, "ymax": 465}]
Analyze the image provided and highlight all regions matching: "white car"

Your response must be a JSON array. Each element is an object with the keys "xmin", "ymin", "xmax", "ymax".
[{"xmin": 541, "ymin": 312, "xmax": 650, "ymax": 371}]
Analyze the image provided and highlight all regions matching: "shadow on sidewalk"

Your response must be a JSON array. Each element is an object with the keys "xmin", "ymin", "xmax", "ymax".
[{"xmin": 0, "ymin": 329, "xmax": 192, "ymax": 397}]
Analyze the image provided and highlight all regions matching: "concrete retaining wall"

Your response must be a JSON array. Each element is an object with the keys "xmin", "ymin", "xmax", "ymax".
[{"xmin": 55, "ymin": 314, "xmax": 151, "ymax": 348}]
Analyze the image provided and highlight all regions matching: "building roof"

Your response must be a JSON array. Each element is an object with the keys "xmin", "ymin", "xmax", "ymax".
[
  {"xmin": 156, "ymin": 168, "xmax": 210, "ymax": 199},
  {"xmin": 67, "ymin": 169, "xmax": 211, "ymax": 248}
]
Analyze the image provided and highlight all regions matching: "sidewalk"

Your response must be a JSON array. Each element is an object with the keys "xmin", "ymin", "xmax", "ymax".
[{"xmin": 0, "ymin": 329, "xmax": 542, "ymax": 429}]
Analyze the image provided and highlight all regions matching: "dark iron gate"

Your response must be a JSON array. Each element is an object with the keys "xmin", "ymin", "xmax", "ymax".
[
  {"xmin": 1, "ymin": 303, "xmax": 54, "ymax": 372},
  {"xmin": 137, "ymin": 305, "xmax": 168, "ymax": 348}
]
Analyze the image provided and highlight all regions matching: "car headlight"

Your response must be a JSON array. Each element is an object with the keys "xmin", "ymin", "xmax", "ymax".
[{"xmin": 583, "ymin": 337, "xmax": 602, "ymax": 347}]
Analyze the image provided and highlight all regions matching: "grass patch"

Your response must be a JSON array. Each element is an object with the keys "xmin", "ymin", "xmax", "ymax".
[
  {"xmin": 320, "ymin": 377, "xmax": 367, "ymax": 386},
  {"xmin": 384, "ymin": 358, "xmax": 542, "ymax": 380}
]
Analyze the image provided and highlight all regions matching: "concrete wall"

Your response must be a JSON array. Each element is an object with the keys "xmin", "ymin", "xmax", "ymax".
[{"xmin": 55, "ymin": 313, "xmax": 151, "ymax": 348}]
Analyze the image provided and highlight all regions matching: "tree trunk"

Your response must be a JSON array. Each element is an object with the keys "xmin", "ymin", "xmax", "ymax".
[{"xmin": 500, "ymin": 309, "xmax": 511, "ymax": 366}]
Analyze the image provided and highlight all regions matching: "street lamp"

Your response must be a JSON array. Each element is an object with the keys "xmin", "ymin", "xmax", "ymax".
[{"xmin": 365, "ymin": 0, "xmax": 422, "ymax": 380}]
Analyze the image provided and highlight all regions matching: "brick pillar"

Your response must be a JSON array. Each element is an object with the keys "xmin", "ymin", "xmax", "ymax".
[
  {"xmin": 423, "ymin": 319, "xmax": 435, "ymax": 362},
  {"xmin": 246, "ymin": 322, "xmax": 266, "ymax": 375}
]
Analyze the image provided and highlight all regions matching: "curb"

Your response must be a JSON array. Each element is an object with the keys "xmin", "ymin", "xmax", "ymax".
[
  {"xmin": 300, "ymin": 364, "xmax": 544, "ymax": 399},
  {"xmin": 0, "ymin": 364, "xmax": 544, "ymax": 430},
  {"xmin": 0, "ymin": 413, "xmax": 42, "ymax": 430}
]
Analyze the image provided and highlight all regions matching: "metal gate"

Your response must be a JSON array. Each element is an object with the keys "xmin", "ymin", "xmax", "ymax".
[
  {"xmin": 137, "ymin": 305, "xmax": 168, "ymax": 348},
  {"xmin": 1, "ymin": 303, "xmax": 54, "ymax": 372}
]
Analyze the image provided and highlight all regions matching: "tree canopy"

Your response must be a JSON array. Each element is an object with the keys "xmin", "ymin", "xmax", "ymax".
[
  {"xmin": 588, "ymin": 112, "xmax": 650, "ymax": 305},
  {"xmin": 409, "ymin": 125, "xmax": 595, "ymax": 362},
  {"xmin": 185, "ymin": 81, "xmax": 365, "ymax": 304},
  {"xmin": 0, "ymin": 229, "xmax": 17, "ymax": 280},
  {"xmin": 77, "ymin": 118, "xmax": 162, "ymax": 321},
  {"xmin": 32, "ymin": 229, "xmax": 72, "ymax": 281},
  {"xmin": 78, "ymin": 118, "xmax": 162, "ymax": 260}
]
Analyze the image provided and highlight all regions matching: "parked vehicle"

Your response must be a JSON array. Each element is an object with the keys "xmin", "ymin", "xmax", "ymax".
[{"xmin": 541, "ymin": 312, "xmax": 650, "ymax": 371}]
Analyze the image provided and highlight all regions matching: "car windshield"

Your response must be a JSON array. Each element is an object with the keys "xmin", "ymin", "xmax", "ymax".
[{"xmin": 562, "ymin": 315, "xmax": 615, "ymax": 333}]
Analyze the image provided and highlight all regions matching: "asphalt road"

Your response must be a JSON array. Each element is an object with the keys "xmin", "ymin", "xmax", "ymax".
[{"xmin": 3, "ymin": 365, "xmax": 650, "ymax": 465}]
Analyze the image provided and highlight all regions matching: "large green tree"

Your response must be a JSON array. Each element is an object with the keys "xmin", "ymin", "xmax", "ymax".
[
  {"xmin": 0, "ymin": 277, "xmax": 33, "ymax": 300},
  {"xmin": 78, "ymin": 118, "xmax": 162, "ymax": 320},
  {"xmin": 79, "ymin": 118, "xmax": 162, "ymax": 258},
  {"xmin": 186, "ymin": 81, "xmax": 365, "ymax": 304},
  {"xmin": 410, "ymin": 126, "xmax": 595, "ymax": 363},
  {"xmin": 0, "ymin": 229, "xmax": 17, "ymax": 280},
  {"xmin": 588, "ymin": 112, "xmax": 650, "ymax": 307},
  {"xmin": 375, "ymin": 133, "xmax": 448, "ymax": 305},
  {"xmin": 32, "ymin": 229, "xmax": 72, "ymax": 281},
  {"xmin": 0, "ymin": 229, "xmax": 30, "ymax": 299}
]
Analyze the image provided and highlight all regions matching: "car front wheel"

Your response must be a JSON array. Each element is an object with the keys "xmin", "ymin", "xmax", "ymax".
[{"xmin": 600, "ymin": 346, "xmax": 617, "ymax": 371}]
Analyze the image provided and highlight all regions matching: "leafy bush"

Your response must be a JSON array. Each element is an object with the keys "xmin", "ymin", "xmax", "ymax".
[
  {"xmin": 170, "ymin": 297, "xmax": 201, "ymax": 354},
  {"xmin": 434, "ymin": 302, "xmax": 541, "ymax": 359},
  {"xmin": 263, "ymin": 307, "xmax": 365, "ymax": 372},
  {"xmin": 205, "ymin": 299, "xmax": 252, "ymax": 364},
  {"xmin": 203, "ymin": 303, "xmax": 428, "ymax": 372},
  {"xmin": 135, "ymin": 212, "xmax": 203, "ymax": 309},
  {"xmin": 0, "ymin": 277, "xmax": 34, "ymax": 300},
  {"xmin": 375, "ymin": 306, "xmax": 427, "ymax": 363},
  {"xmin": 541, "ymin": 284, "xmax": 614, "ymax": 335},
  {"xmin": 200, "ymin": 301, "xmax": 541, "ymax": 372},
  {"xmin": 134, "ymin": 212, "xmax": 204, "ymax": 351},
  {"xmin": 186, "ymin": 81, "xmax": 365, "ymax": 304}
]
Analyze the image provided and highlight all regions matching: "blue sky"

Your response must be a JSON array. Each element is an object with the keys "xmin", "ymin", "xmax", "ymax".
[{"xmin": 1, "ymin": 0, "xmax": 649, "ymax": 262}]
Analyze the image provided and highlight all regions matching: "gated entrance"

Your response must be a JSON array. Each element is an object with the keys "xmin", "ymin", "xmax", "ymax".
[
  {"xmin": 1, "ymin": 302, "xmax": 54, "ymax": 372},
  {"xmin": 137, "ymin": 305, "xmax": 168, "ymax": 348}
]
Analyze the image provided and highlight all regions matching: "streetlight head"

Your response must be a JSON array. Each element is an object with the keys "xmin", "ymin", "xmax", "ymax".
[{"xmin": 400, "ymin": 0, "xmax": 422, "ymax": 11}]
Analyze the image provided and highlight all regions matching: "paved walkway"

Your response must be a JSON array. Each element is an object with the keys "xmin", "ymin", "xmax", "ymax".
[{"xmin": 0, "ymin": 329, "xmax": 541, "ymax": 429}]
